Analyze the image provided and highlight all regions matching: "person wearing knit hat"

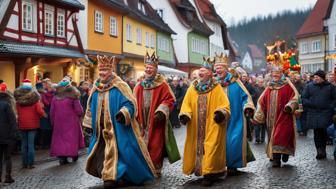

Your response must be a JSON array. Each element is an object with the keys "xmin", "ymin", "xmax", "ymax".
[
  {"xmin": 21, "ymin": 79, "xmax": 32, "ymax": 90},
  {"xmin": 0, "ymin": 82, "xmax": 7, "ymax": 93},
  {"xmin": 58, "ymin": 76, "xmax": 71, "ymax": 88},
  {"xmin": 302, "ymin": 69, "xmax": 336, "ymax": 160},
  {"xmin": 179, "ymin": 56, "xmax": 230, "ymax": 186},
  {"xmin": 313, "ymin": 69, "xmax": 326, "ymax": 80}
]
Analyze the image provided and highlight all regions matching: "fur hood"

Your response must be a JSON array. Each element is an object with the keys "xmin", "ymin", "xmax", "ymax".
[
  {"xmin": 14, "ymin": 88, "xmax": 40, "ymax": 106},
  {"xmin": 55, "ymin": 86, "xmax": 80, "ymax": 100},
  {"xmin": 0, "ymin": 92, "xmax": 14, "ymax": 102}
]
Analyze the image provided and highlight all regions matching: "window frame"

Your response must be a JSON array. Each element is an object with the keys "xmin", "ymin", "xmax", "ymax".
[
  {"xmin": 136, "ymin": 27, "xmax": 142, "ymax": 45},
  {"xmin": 150, "ymin": 33, "xmax": 155, "ymax": 48},
  {"xmin": 22, "ymin": 1, "xmax": 34, "ymax": 32},
  {"xmin": 145, "ymin": 32, "xmax": 149, "ymax": 47},
  {"xmin": 44, "ymin": 8, "xmax": 54, "ymax": 36},
  {"xmin": 311, "ymin": 40, "xmax": 321, "ymax": 53},
  {"xmin": 94, "ymin": 10, "xmax": 103, "ymax": 33},
  {"xmin": 300, "ymin": 42, "xmax": 308, "ymax": 54},
  {"xmin": 57, "ymin": 11, "xmax": 65, "ymax": 38},
  {"xmin": 126, "ymin": 23, "xmax": 132, "ymax": 42},
  {"xmin": 109, "ymin": 16, "xmax": 118, "ymax": 37}
]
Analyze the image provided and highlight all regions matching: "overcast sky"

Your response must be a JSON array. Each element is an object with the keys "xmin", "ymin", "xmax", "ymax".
[{"xmin": 210, "ymin": 0, "xmax": 318, "ymax": 26}]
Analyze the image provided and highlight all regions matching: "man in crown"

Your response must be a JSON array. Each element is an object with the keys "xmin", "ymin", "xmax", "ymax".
[
  {"xmin": 83, "ymin": 55, "xmax": 156, "ymax": 188},
  {"xmin": 214, "ymin": 53, "xmax": 255, "ymax": 174},
  {"xmin": 179, "ymin": 57, "xmax": 230, "ymax": 186},
  {"xmin": 253, "ymin": 49, "xmax": 299, "ymax": 168},
  {"xmin": 133, "ymin": 52, "xmax": 176, "ymax": 176}
]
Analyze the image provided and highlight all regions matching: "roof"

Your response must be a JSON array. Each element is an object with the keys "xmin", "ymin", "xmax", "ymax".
[
  {"xmin": 247, "ymin": 44, "xmax": 263, "ymax": 59},
  {"xmin": 0, "ymin": 41, "xmax": 84, "ymax": 58},
  {"xmin": 125, "ymin": 0, "xmax": 176, "ymax": 34},
  {"xmin": 194, "ymin": 0, "xmax": 225, "ymax": 26},
  {"xmin": 95, "ymin": 0, "xmax": 129, "ymax": 13},
  {"xmin": 169, "ymin": 0, "xmax": 213, "ymax": 36},
  {"xmin": 54, "ymin": 0, "xmax": 85, "ymax": 10},
  {"xmin": 296, "ymin": 0, "xmax": 332, "ymax": 38}
]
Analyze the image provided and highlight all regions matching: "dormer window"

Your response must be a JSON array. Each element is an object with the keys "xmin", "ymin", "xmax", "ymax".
[{"xmin": 138, "ymin": 1, "xmax": 146, "ymax": 15}]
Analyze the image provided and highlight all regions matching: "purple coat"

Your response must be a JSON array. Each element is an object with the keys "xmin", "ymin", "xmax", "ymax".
[{"xmin": 50, "ymin": 96, "xmax": 85, "ymax": 157}]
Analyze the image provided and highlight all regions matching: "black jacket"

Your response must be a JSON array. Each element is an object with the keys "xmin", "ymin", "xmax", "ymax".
[
  {"xmin": 0, "ymin": 92, "xmax": 17, "ymax": 144},
  {"xmin": 302, "ymin": 81, "xmax": 336, "ymax": 129}
]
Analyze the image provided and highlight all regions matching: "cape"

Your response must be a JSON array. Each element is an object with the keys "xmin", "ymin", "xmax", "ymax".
[
  {"xmin": 133, "ymin": 74, "xmax": 176, "ymax": 173},
  {"xmin": 83, "ymin": 74, "xmax": 156, "ymax": 183},
  {"xmin": 179, "ymin": 79, "xmax": 230, "ymax": 176},
  {"xmin": 254, "ymin": 78, "xmax": 299, "ymax": 159},
  {"xmin": 217, "ymin": 72, "xmax": 256, "ymax": 168}
]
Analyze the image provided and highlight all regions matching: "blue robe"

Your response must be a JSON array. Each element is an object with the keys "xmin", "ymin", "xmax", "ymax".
[
  {"xmin": 219, "ymin": 73, "xmax": 255, "ymax": 168},
  {"xmin": 85, "ymin": 82, "xmax": 154, "ymax": 184}
]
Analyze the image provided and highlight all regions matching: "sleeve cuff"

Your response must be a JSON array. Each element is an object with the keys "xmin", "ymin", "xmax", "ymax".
[
  {"xmin": 119, "ymin": 106, "xmax": 132, "ymax": 126},
  {"xmin": 82, "ymin": 111, "xmax": 92, "ymax": 129},
  {"xmin": 285, "ymin": 100, "xmax": 299, "ymax": 114},
  {"xmin": 155, "ymin": 104, "xmax": 170, "ymax": 120},
  {"xmin": 178, "ymin": 112, "xmax": 191, "ymax": 120}
]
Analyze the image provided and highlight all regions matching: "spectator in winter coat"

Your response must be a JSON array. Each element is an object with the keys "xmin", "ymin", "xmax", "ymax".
[
  {"xmin": 50, "ymin": 77, "xmax": 85, "ymax": 165},
  {"xmin": 0, "ymin": 84, "xmax": 17, "ymax": 183},
  {"xmin": 302, "ymin": 70, "xmax": 336, "ymax": 160},
  {"xmin": 254, "ymin": 77, "xmax": 266, "ymax": 144},
  {"xmin": 14, "ymin": 79, "xmax": 46, "ymax": 169}
]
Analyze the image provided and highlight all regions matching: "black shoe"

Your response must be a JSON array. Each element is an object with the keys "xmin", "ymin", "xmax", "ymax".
[
  {"xmin": 282, "ymin": 154, "xmax": 289, "ymax": 163},
  {"xmin": 272, "ymin": 160, "xmax": 281, "ymax": 168},
  {"xmin": 316, "ymin": 148, "xmax": 326, "ymax": 160},
  {"xmin": 72, "ymin": 156, "xmax": 78, "ymax": 162},
  {"xmin": 227, "ymin": 168, "xmax": 238, "ymax": 176},
  {"xmin": 104, "ymin": 180, "xmax": 117, "ymax": 189},
  {"xmin": 59, "ymin": 157, "xmax": 69, "ymax": 165},
  {"xmin": 4, "ymin": 175, "xmax": 14, "ymax": 183},
  {"xmin": 27, "ymin": 165, "xmax": 35, "ymax": 169},
  {"xmin": 255, "ymin": 139, "xmax": 260, "ymax": 144}
]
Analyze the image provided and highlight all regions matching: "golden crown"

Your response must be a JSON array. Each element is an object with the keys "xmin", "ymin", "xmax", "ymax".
[
  {"xmin": 144, "ymin": 51, "xmax": 159, "ymax": 67},
  {"xmin": 214, "ymin": 52, "xmax": 229, "ymax": 67},
  {"xmin": 97, "ymin": 55, "xmax": 116, "ymax": 71},
  {"xmin": 202, "ymin": 56, "xmax": 215, "ymax": 70}
]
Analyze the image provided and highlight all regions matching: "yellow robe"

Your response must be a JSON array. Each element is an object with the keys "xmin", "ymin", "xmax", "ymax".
[{"xmin": 179, "ymin": 80, "xmax": 230, "ymax": 176}]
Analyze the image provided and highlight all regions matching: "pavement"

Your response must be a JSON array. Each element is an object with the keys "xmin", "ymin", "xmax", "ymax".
[{"xmin": 1, "ymin": 127, "xmax": 336, "ymax": 189}]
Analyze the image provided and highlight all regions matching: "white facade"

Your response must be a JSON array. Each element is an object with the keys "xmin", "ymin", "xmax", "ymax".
[
  {"xmin": 298, "ymin": 35, "xmax": 327, "ymax": 73},
  {"xmin": 206, "ymin": 20, "xmax": 225, "ymax": 56},
  {"xmin": 326, "ymin": 0, "xmax": 336, "ymax": 72},
  {"xmin": 147, "ymin": 0, "xmax": 191, "ymax": 63},
  {"xmin": 242, "ymin": 52, "xmax": 253, "ymax": 70},
  {"xmin": 77, "ymin": 0, "xmax": 88, "ymax": 49}
]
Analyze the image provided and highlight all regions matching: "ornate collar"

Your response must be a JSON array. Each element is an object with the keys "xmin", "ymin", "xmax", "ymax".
[
  {"xmin": 193, "ymin": 78, "xmax": 217, "ymax": 94},
  {"xmin": 140, "ymin": 74, "xmax": 164, "ymax": 90},
  {"xmin": 268, "ymin": 78, "xmax": 288, "ymax": 89},
  {"xmin": 95, "ymin": 75, "xmax": 115, "ymax": 92},
  {"xmin": 216, "ymin": 73, "xmax": 233, "ymax": 87}
]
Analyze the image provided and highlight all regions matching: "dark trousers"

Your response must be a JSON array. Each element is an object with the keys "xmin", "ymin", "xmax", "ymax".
[
  {"xmin": 314, "ymin": 128, "xmax": 328, "ymax": 149},
  {"xmin": 0, "ymin": 144, "xmax": 13, "ymax": 176},
  {"xmin": 255, "ymin": 124, "xmax": 266, "ymax": 141},
  {"xmin": 246, "ymin": 119, "xmax": 253, "ymax": 140}
]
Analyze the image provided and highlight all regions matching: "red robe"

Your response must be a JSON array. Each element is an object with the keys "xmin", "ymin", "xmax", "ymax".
[
  {"xmin": 254, "ymin": 78, "xmax": 299, "ymax": 159},
  {"xmin": 134, "ymin": 74, "xmax": 175, "ymax": 172}
]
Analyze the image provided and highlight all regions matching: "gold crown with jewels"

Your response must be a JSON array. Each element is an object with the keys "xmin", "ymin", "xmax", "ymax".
[
  {"xmin": 144, "ymin": 51, "xmax": 159, "ymax": 67},
  {"xmin": 214, "ymin": 52, "xmax": 229, "ymax": 67},
  {"xmin": 97, "ymin": 55, "xmax": 116, "ymax": 72}
]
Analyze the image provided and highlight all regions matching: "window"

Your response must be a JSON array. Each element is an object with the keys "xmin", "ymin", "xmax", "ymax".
[
  {"xmin": 157, "ymin": 9, "xmax": 164, "ymax": 21},
  {"xmin": 158, "ymin": 36, "xmax": 169, "ymax": 52},
  {"xmin": 57, "ymin": 12, "xmax": 65, "ymax": 37},
  {"xmin": 126, "ymin": 23, "xmax": 132, "ymax": 42},
  {"xmin": 79, "ymin": 67, "xmax": 90, "ymax": 81},
  {"xmin": 138, "ymin": 1, "xmax": 146, "ymax": 14},
  {"xmin": 45, "ymin": 9, "xmax": 54, "ymax": 36},
  {"xmin": 136, "ymin": 28, "xmax": 142, "ymax": 45},
  {"xmin": 300, "ymin": 42, "xmax": 308, "ymax": 54},
  {"xmin": 150, "ymin": 34, "xmax": 155, "ymax": 48},
  {"xmin": 110, "ymin": 16, "xmax": 117, "ymax": 36},
  {"xmin": 191, "ymin": 37, "xmax": 207, "ymax": 54},
  {"xmin": 311, "ymin": 40, "xmax": 321, "ymax": 53},
  {"xmin": 22, "ymin": 1, "xmax": 33, "ymax": 31},
  {"xmin": 95, "ymin": 11, "xmax": 103, "ymax": 33},
  {"xmin": 145, "ymin": 32, "xmax": 149, "ymax": 47}
]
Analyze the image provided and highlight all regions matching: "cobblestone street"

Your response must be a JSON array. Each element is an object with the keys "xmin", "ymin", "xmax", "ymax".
[{"xmin": 1, "ymin": 127, "xmax": 336, "ymax": 189}]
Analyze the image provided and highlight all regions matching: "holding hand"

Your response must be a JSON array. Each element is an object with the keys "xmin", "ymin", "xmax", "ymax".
[
  {"xmin": 284, "ymin": 105, "xmax": 292, "ymax": 114},
  {"xmin": 154, "ymin": 111, "xmax": 166, "ymax": 122},
  {"xmin": 116, "ymin": 112, "xmax": 126, "ymax": 125},
  {"xmin": 179, "ymin": 115, "xmax": 190, "ymax": 125},
  {"xmin": 214, "ymin": 111, "xmax": 225, "ymax": 124}
]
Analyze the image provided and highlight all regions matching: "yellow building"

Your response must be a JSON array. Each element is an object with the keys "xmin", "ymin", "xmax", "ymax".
[
  {"xmin": 121, "ymin": 0, "xmax": 175, "ymax": 80},
  {"xmin": 75, "ymin": 0, "xmax": 129, "ymax": 83}
]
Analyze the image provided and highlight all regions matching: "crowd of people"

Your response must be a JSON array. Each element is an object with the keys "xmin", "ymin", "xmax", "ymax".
[{"xmin": 0, "ymin": 48, "xmax": 335, "ymax": 188}]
